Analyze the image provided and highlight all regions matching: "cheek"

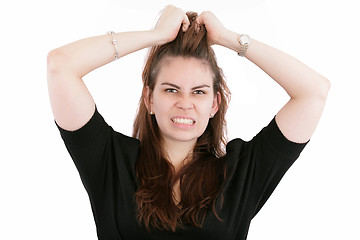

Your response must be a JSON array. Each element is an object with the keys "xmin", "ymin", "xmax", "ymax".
[
  {"xmin": 196, "ymin": 100, "xmax": 214, "ymax": 126},
  {"xmin": 152, "ymin": 94, "xmax": 171, "ymax": 114},
  {"xmin": 199, "ymin": 97, "xmax": 215, "ymax": 113}
]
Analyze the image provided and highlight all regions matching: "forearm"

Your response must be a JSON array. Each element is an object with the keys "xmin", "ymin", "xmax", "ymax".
[
  {"xmin": 47, "ymin": 5, "xmax": 191, "ymax": 131},
  {"xmin": 198, "ymin": 11, "xmax": 329, "ymax": 142},
  {"xmin": 246, "ymin": 39, "xmax": 329, "ymax": 99},
  {"xmin": 219, "ymin": 30, "xmax": 330, "ymax": 99},
  {"xmin": 48, "ymin": 30, "xmax": 165, "ymax": 78}
]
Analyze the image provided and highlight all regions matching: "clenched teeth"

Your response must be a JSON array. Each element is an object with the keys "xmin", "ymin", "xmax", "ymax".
[{"xmin": 172, "ymin": 118, "xmax": 195, "ymax": 125}]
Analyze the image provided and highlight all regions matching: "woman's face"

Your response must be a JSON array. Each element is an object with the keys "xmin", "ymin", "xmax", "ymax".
[{"xmin": 147, "ymin": 57, "xmax": 219, "ymax": 146}]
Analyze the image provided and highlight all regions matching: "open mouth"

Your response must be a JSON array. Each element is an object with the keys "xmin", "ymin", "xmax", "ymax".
[{"xmin": 171, "ymin": 118, "xmax": 195, "ymax": 125}]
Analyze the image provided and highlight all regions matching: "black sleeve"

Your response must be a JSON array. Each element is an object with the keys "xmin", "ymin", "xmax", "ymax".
[
  {"xmin": 55, "ymin": 107, "xmax": 113, "ymax": 196},
  {"xmin": 249, "ymin": 117, "xmax": 308, "ymax": 217}
]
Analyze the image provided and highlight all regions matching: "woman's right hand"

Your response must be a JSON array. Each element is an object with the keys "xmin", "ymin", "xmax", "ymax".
[
  {"xmin": 47, "ymin": 5, "xmax": 190, "ymax": 131},
  {"xmin": 153, "ymin": 5, "xmax": 190, "ymax": 44}
]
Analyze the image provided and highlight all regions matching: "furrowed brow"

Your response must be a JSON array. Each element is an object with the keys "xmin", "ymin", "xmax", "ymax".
[
  {"xmin": 160, "ymin": 82, "xmax": 211, "ymax": 90},
  {"xmin": 161, "ymin": 82, "xmax": 180, "ymax": 89},
  {"xmin": 191, "ymin": 84, "xmax": 210, "ymax": 90}
]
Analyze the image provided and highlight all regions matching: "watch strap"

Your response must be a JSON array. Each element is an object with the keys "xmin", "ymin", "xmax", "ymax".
[{"xmin": 238, "ymin": 34, "xmax": 251, "ymax": 57}]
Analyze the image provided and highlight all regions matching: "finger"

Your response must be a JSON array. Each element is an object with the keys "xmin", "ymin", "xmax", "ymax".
[
  {"xmin": 196, "ymin": 12, "xmax": 206, "ymax": 26},
  {"xmin": 192, "ymin": 18, "xmax": 200, "ymax": 32},
  {"xmin": 182, "ymin": 14, "xmax": 191, "ymax": 31}
]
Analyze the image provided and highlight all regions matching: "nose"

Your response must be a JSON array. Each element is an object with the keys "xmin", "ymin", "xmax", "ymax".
[{"xmin": 176, "ymin": 94, "xmax": 194, "ymax": 111}]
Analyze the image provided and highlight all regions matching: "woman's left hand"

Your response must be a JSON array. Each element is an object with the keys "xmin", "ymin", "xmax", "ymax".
[{"xmin": 196, "ymin": 11, "xmax": 229, "ymax": 46}]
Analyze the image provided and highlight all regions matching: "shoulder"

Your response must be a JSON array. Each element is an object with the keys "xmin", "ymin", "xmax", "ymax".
[
  {"xmin": 56, "ymin": 105, "xmax": 140, "ymax": 151},
  {"xmin": 224, "ymin": 116, "xmax": 309, "ymax": 168}
]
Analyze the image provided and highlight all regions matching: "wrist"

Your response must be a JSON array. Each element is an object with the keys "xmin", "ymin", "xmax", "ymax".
[
  {"xmin": 218, "ymin": 30, "xmax": 252, "ymax": 57},
  {"xmin": 217, "ymin": 30, "xmax": 241, "ymax": 52},
  {"xmin": 151, "ymin": 29, "xmax": 175, "ymax": 46}
]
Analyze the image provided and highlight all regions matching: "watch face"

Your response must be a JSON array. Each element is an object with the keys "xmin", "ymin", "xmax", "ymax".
[{"xmin": 240, "ymin": 35, "xmax": 250, "ymax": 44}]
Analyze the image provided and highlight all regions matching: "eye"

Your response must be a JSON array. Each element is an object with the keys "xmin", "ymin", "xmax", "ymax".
[
  {"xmin": 193, "ymin": 90, "xmax": 205, "ymax": 95},
  {"xmin": 165, "ymin": 88, "xmax": 178, "ymax": 93}
]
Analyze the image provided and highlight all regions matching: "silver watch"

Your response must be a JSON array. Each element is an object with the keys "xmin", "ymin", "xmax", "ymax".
[{"xmin": 238, "ymin": 34, "xmax": 251, "ymax": 57}]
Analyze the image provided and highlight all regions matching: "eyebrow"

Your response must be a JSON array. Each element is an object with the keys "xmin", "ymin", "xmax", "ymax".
[{"xmin": 161, "ymin": 82, "xmax": 211, "ymax": 90}]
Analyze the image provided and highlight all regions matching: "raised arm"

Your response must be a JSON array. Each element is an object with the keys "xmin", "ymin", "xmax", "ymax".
[
  {"xmin": 47, "ymin": 5, "xmax": 190, "ymax": 131},
  {"xmin": 197, "ymin": 12, "xmax": 330, "ymax": 143}
]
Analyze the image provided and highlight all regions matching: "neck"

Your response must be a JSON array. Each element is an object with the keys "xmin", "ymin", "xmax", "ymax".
[{"xmin": 163, "ymin": 139, "xmax": 196, "ymax": 173}]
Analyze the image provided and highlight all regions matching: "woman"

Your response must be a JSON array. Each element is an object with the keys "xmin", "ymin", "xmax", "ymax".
[{"xmin": 47, "ymin": 5, "xmax": 330, "ymax": 240}]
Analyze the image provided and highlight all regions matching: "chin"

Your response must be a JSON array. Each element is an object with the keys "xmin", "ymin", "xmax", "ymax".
[
  {"xmin": 164, "ymin": 131, "xmax": 202, "ymax": 144},
  {"xmin": 171, "ymin": 135, "xmax": 199, "ymax": 143}
]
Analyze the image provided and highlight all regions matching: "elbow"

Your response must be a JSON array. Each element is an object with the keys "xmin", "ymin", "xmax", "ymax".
[
  {"xmin": 47, "ymin": 49, "xmax": 66, "ymax": 76},
  {"xmin": 47, "ymin": 48, "xmax": 76, "ymax": 78},
  {"xmin": 319, "ymin": 77, "xmax": 331, "ymax": 100},
  {"xmin": 293, "ymin": 77, "xmax": 330, "ymax": 102},
  {"xmin": 307, "ymin": 76, "xmax": 331, "ymax": 100}
]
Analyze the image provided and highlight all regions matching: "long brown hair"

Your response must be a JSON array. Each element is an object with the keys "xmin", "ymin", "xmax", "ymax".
[{"xmin": 133, "ymin": 11, "xmax": 231, "ymax": 232}]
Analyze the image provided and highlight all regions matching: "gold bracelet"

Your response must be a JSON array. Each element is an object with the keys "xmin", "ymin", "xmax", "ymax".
[{"xmin": 107, "ymin": 31, "xmax": 119, "ymax": 60}]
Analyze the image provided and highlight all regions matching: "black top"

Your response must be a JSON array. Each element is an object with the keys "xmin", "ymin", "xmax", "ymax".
[{"xmin": 56, "ymin": 107, "xmax": 308, "ymax": 240}]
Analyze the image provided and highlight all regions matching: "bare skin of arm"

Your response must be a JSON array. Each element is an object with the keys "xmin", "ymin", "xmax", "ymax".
[
  {"xmin": 197, "ymin": 12, "xmax": 330, "ymax": 143},
  {"xmin": 47, "ymin": 5, "xmax": 190, "ymax": 131}
]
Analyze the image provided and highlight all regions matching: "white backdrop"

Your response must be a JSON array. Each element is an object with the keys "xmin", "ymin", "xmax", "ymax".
[{"xmin": 1, "ymin": 0, "xmax": 359, "ymax": 239}]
